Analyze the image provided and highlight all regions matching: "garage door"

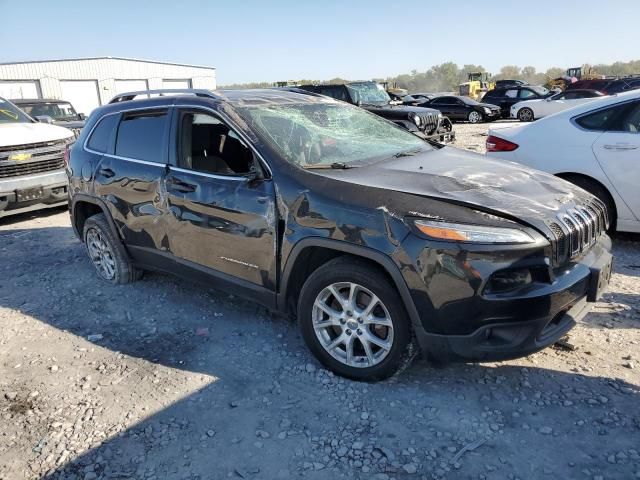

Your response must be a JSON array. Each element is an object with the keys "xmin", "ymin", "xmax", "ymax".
[
  {"xmin": 162, "ymin": 79, "xmax": 191, "ymax": 89},
  {"xmin": 59, "ymin": 80, "xmax": 101, "ymax": 116},
  {"xmin": 0, "ymin": 81, "xmax": 41, "ymax": 100},
  {"xmin": 114, "ymin": 80, "xmax": 149, "ymax": 96}
]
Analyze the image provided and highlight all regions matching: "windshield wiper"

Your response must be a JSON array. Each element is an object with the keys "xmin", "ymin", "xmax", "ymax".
[
  {"xmin": 303, "ymin": 162, "xmax": 353, "ymax": 170},
  {"xmin": 393, "ymin": 148, "xmax": 424, "ymax": 158}
]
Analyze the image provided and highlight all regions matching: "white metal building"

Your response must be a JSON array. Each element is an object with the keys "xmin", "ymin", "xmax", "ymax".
[{"xmin": 0, "ymin": 57, "xmax": 216, "ymax": 115}]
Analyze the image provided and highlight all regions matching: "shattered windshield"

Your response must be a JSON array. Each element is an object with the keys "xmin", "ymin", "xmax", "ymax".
[
  {"xmin": 0, "ymin": 98, "xmax": 33, "ymax": 124},
  {"xmin": 239, "ymin": 102, "xmax": 430, "ymax": 168},
  {"xmin": 345, "ymin": 83, "xmax": 391, "ymax": 106},
  {"xmin": 20, "ymin": 102, "xmax": 78, "ymax": 121}
]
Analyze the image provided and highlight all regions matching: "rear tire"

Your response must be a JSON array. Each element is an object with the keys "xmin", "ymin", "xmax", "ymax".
[
  {"xmin": 518, "ymin": 107, "xmax": 534, "ymax": 122},
  {"xmin": 298, "ymin": 257, "xmax": 415, "ymax": 381},
  {"xmin": 83, "ymin": 213, "xmax": 143, "ymax": 284},
  {"xmin": 560, "ymin": 175, "xmax": 617, "ymax": 231}
]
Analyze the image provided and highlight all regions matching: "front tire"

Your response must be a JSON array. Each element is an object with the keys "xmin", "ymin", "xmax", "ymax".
[
  {"xmin": 298, "ymin": 257, "xmax": 415, "ymax": 381},
  {"xmin": 83, "ymin": 213, "xmax": 143, "ymax": 284},
  {"xmin": 468, "ymin": 111, "xmax": 483, "ymax": 124},
  {"xmin": 518, "ymin": 107, "xmax": 534, "ymax": 122}
]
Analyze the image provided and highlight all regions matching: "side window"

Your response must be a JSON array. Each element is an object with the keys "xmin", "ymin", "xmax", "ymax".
[
  {"xmin": 619, "ymin": 102, "xmax": 640, "ymax": 133},
  {"xmin": 319, "ymin": 87, "xmax": 349, "ymax": 102},
  {"xmin": 431, "ymin": 97, "xmax": 446, "ymax": 105},
  {"xmin": 178, "ymin": 111, "xmax": 255, "ymax": 176},
  {"xmin": 87, "ymin": 114, "xmax": 119, "ymax": 153},
  {"xmin": 115, "ymin": 110, "xmax": 168, "ymax": 162},
  {"xmin": 504, "ymin": 89, "xmax": 518, "ymax": 98},
  {"xmin": 518, "ymin": 89, "xmax": 537, "ymax": 99},
  {"xmin": 575, "ymin": 104, "xmax": 628, "ymax": 131}
]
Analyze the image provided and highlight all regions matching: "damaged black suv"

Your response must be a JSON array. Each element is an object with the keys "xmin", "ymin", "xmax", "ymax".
[
  {"xmin": 68, "ymin": 88, "xmax": 612, "ymax": 381},
  {"xmin": 293, "ymin": 81, "xmax": 455, "ymax": 143}
]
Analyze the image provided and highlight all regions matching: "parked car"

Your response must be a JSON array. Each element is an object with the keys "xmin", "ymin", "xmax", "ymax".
[
  {"xmin": 294, "ymin": 82, "xmax": 455, "ymax": 143},
  {"xmin": 12, "ymin": 98, "xmax": 86, "ymax": 138},
  {"xmin": 567, "ymin": 77, "xmax": 640, "ymax": 95},
  {"xmin": 487, "ymin": 90, "xmax": 640, "ymax": 233},
  {"xmin": 510, "ymin": 89, "xmax": 605, "ymax": 122},
  {"xmin": 483, "ymin": 86, "xmax": 552, "ymax": 117},
  {"xmin": 419, "ymin": 95, "xmax": 501, "ymax": 123},
  {"xmin": 68, "ymin": 88, "xmax": 612, "ymax": 380},
  {"xmin": 495, "ymin": 79, "xmax": 528, "ymax": 88},
  {"xmin": 0, "ymin": 97, "xmax": 74, "ymax": 218}
]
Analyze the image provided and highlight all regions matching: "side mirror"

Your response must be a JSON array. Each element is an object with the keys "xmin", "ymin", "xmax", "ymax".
[
  {"xmin": 246, "ymin": 163, "xmax": 264, "ymax": 183},
  {"xmin": 78, "ymin": 113, "xmax": 86, "ymax": 120},
  {"xmin": 35, "ymin": 115, "xmax": 54, "ymax": 124}
]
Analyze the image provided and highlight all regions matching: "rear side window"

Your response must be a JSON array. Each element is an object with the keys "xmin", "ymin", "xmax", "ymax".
[
  {"xmin": 575, "ymin": 104, "xmax": 627, "ymax": 131},
  {"xmin": 504, "ymin": 89, "xmax": 518, "ymax": 98},
  {"xmin": 115, "ymin": 110, "xmax": 168, "ymax": 162},
  {"xmin": 87, "ymin": 114, "xmax": 119, "ymax": 153}
]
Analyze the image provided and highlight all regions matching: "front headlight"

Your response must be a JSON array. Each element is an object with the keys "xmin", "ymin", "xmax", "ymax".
[
  {"xmin": 411, "ymin": 113, "xmax": 422, "ymax": 127},
  {"xmin": 483, "ymin": 107, "xmax": 491, "ymax": 114},
  {"xmin": 414, "ymin": 219, "xmax": 534, "ymax": 244}
]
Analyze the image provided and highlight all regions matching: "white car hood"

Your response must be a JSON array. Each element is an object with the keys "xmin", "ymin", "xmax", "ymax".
[{"xmin": 0, "ymin": 122, "xmax": 74, "ymax": 148}]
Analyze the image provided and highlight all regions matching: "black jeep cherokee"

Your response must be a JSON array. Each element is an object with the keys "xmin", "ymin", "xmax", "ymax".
[
  {"xmin": 293, "ymin": 81, "xmax": 455, "ymax": 143},
  {"xmin": 68, "ymin": 88, "xmax": 612, "ymax": 381}
]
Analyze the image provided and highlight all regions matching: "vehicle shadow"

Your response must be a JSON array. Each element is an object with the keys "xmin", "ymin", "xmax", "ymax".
[
  {"xmin": 0, "ymin": 204, "xmax": 68, "ymax": 226},
  {"xmin": 0, "ymin": 224, "xmax": 638, "ymax": 479}
]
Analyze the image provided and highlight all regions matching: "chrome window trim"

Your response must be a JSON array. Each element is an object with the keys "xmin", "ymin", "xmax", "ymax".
[
  {"xmin": 83, "ymin": 103, "xmax": 274, "ymax": 181},
  {"xmin": 169, "ymin": 166, "xmax": 246, "ymax": 182},
  {"xmin": 101, "ymin": 153, "xmax": 165, "ymax": 167}
]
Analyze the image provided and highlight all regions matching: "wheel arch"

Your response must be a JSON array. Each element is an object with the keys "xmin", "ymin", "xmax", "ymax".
[
  {"xmin": 555, "ymin": 172, "xmax": 618, "ymax": 225},
  {"xmin": 279, "ymin": 238, "xmax": 421, "ymax": 329},
  {"xmin": 71, "ymin": 194, "xmax": 120, "ymax": 243}
]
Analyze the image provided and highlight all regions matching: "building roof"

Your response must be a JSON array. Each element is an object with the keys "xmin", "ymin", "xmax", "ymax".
[{"xmin": 0, "ymin": 56, "xmax": 215, "ymax": 70}]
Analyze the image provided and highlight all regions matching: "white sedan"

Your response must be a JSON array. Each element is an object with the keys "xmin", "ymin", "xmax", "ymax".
[
  {"xmin": 487, "ymin": 90, "xmax": 640, "ymax": 233},
  {"xmin": 510, "ymin": 89, "xmax": 605, "ymax": 122}
]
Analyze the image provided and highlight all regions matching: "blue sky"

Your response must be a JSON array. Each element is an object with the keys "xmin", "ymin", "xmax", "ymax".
[{"xmin": 1, "ymin": 0, "xmax": 638, "ymax": 84}]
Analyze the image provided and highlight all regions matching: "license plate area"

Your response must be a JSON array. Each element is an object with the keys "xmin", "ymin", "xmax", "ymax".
[
  {"xmin": 587, "ymin": 252, "xmax": 613, "ymax": 302},
  {"xmin": 16, "ymin": 187, "xmax": 44, "ymax": 202}
]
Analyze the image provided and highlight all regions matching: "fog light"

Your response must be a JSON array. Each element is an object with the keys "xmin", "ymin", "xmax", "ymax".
[{"xmin": 486, "ymin": 268, "xmax": 532, "ymax": 294}]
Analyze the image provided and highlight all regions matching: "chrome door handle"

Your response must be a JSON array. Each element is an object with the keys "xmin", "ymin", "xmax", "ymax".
[{"xmin": 603, "ymin": 144, "xmax": 638, "ymax": 150}]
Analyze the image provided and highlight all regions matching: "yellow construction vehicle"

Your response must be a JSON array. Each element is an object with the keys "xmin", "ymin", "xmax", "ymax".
[
  {"xmin": 458, "ymin": 72, "xmax": 495, "ymax": 101},
  {"xmin": 547, "ymin": 66, "xmax": 605, "ymax": 91}
]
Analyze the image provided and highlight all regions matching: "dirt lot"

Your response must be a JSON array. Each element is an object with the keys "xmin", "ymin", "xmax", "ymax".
[{"xmin": 1, "ymin": 123, "xmax": 639, "ymax": 480}]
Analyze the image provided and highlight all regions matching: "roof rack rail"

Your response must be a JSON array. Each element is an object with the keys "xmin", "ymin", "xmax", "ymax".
[{"xmin": 109, "ymin": 88, "xmax": 218, "ymax": 104}]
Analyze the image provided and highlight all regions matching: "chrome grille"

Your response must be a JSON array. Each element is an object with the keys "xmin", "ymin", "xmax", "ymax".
[
  {"xmin": 553, "ymin": 200, "xmax": 607, "ymax": 262},
  {"xmin": 0, "ymin": 139, "xmax": 67, "ymax": 178},
  {"xmin": 419, "ymin": 112, "xmax": 440, "ymax": 135}
]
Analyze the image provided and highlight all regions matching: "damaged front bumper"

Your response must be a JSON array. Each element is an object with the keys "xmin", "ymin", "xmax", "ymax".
[{"xmin": 405, "ymin": 234, "xmax": 612, "ymax": 362}]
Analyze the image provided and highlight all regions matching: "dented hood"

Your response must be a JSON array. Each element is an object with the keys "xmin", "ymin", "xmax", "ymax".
[{"xmin": 314, "ymin": 147, "xmax": 593, "ymax": 229}]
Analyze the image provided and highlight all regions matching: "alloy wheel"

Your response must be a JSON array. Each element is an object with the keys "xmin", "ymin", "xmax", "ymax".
[
  {"xmin": 86, "ymin": 228, "xmax": 116, "ymax": 280},
  {"xmin": 468, "ymin": 111, "xmax": 482, "ymax": 123},
  {"xmin": 518, "ymin": 108, "xmax": 533, "ymax": 122},
  {"xmin": 312, "ymin": 282, "xmax": 394, "ymax": 368}
]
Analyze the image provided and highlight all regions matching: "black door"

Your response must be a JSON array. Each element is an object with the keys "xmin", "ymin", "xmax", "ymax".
[
  {"xmin": 92, "ymin": 108, "xmax": 171, "ymax": 253},
  {"xmin": 430, "ymin": 97, "xmax": 459, "ymax": 119},
  {"xmin": 164, "ymin": 107, "xmax": 278, "ymax": 292}
]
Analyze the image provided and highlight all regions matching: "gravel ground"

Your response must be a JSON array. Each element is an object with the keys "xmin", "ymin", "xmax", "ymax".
[{"xmin": 1, "ymin": 125, "xmax": 639, "ymax": 480}]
